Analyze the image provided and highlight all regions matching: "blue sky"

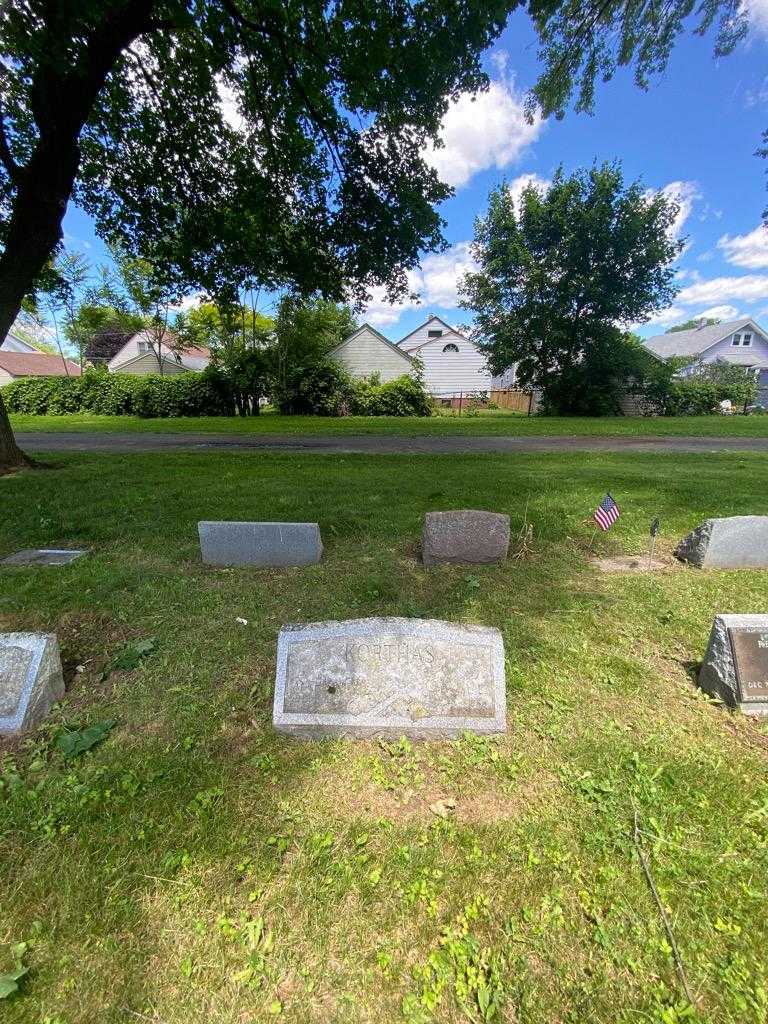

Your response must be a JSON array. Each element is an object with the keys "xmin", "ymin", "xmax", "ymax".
[{"xmin": 62, "ymin": 6, "xmax": 768, "ymax": 342}]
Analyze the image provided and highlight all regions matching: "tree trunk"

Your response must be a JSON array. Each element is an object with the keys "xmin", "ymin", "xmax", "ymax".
[{"xmin": 0, "ymin": 0, "xmax": 158, "ymax": 471}]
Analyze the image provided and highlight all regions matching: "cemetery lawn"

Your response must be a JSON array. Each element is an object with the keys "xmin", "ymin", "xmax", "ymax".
[
  {"xmin": 2, "ymin": 449, "xmax": 768, "ymax": 1024},
  {"xmin": 9, "ymin": 409, "xmax": 768, "ymax": 437}
]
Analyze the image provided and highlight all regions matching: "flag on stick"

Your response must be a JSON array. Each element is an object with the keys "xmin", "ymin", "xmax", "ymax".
[{"xmin": 593, "ymin": 493, "xmax": 621, "ymax": 532}]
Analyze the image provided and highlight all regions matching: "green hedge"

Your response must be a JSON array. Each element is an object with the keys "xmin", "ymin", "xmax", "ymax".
[
  {"xmin": 3, "ymin": 364, "xmax": 433, "ymax": 418},
  {"xmin": 2, "ymin": 370, "xmax": 233, "ymax": 417}
]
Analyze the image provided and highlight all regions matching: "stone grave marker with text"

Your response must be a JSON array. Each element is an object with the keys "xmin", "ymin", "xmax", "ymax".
[
  {"xmin": 675, "ymin": 517, "xmax": 768, "ymax": 569},
  {"xmin": 1, "ymin": 549, "xmax": 87, "ymax": 567},
  {"xmin": 422, "ymin": 510, "xmax": 510, "ymax": 567},
  {"xmin": 699, "ymin": 614, "xmax": 768, "ymax": 714},
  {"xmin": 273, "ymin": 617, "xmax": 506, "ymax": 738},
  {"xmin": 0, "ymin": 633, "xmax": 65, "ymax": 735},
  {"xmin": 199, "ymin": 521, "xmax": 323, "ymax": 567}
]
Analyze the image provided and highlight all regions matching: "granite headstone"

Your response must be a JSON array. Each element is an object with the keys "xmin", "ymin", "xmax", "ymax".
[
  {"xmin": 198, "ymin": 521, "xmax": 323, "ymax": 567},
  {"xmin": 699, "ymin": 613, "xmax": 768, "ymax": 714},
  {"xmin": 1, "ymin": 549, "xmax": 87, "ymax": 567},
  {"xmin": 0, "ymin": 633, "xmax": 65, "ymax": 735},
  {"xmin": 273, "ymin": 616, "xmax": 506, "ymax": 739},
  {"xmin": 675, "ymin": 516, "xmax": 768, "ymax": 569},
  {"xmin": 422, "ymin": 510, "xmax": 510, "ymax": 567}
]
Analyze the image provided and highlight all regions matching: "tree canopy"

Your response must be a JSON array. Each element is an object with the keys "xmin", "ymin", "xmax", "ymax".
[{"xmin": 460, "ymin": 164, "xmax": 683, "ymax": 414}]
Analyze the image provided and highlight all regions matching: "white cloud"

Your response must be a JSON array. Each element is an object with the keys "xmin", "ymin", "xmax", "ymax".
[
  {"xmin": 677, "ymin": 274, "xmax": 768, "ymax": 306},
  {"xmin": 743, "ymin": 0, "xmax": 768, "ymax": 36},
  {"xmin": 635, "ymin": 305, "xmax": 687, "ymax": 329},
  {"xmin": 424, "ymin": 76, "xmax": 543, "ymax": 189},
  {"xmin": 718, "ymin": 224, "xmax": 768, "ymax": 268},
  {"xmin": 363, "ymin": 242, "xmax": 476, "ymax": 327},
  {"xmin": 745, "ymin": 75, "xmax": 768, "ymax": 106},
  {"xmin": 652, "ymin": 180, "xmax": 700, "ymax": 240},
  {"xmin": 507, "ymin": 172, "xmax": 551, "ymax": 214},
  {"xmin": 692, "ymin": 304, "xmax": 740, "ymax": 321}
]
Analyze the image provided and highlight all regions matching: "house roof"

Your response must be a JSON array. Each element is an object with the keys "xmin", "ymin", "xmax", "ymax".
[
  {"xmin": 108, "ymin": 331, "xmax": 211, "ymax": 367},
  {"xmin": 397, "ymin": 314, "xmax": 471, "ymax": 352},
  {"xmin": 0, "ymin": 331, "xmax": 39, "ymax": 353},
  {"xmin": 643, "ymin": 318, "xmax": 762, "ymax": 360},
  {"xmin": 330, "ymin": 322, "xmax": 415, "ymax": 363},
  {"xmin": 0, "ymin": 351, "xmax": 81, "ymax": 377}
]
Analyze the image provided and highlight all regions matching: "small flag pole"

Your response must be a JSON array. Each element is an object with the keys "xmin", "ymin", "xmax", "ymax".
[
  {"xmin": 587, "ymin": 524, "xmax": 598, "ymax": 553},
  {"xmin": 647, "ymin": 517, "xmax": 660, "ymax": 570}
]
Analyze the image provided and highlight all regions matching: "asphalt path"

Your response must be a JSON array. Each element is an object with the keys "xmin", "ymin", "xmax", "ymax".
[{"xmin": 14, "ymin": 431, "xmax": 768, "ymax": 455}]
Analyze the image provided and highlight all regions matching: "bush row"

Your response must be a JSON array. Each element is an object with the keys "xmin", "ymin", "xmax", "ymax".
[
  {"xmin": 3, "ymin": 363, "xmax": 432, "ymax": 418},
  {"xmin": 2, "ymin": 370, "xmax": 233, "ymax": 417}
]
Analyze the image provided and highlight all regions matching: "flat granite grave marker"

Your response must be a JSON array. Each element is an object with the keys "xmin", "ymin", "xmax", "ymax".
[
  {"xmin": 0, "ymin": 633, "xmax": 65, "ymax": 735},
  {"xmin": 422, "ymin": 510, "xmax": 510, "ymax": 567},
  {"xmin": 1, "ymin": 549, "xmax": 87, "ymax": 567},
  {"xmin": 198, "ymin": 521, "xmax": 323, "ymax": 567},
  {"xmin": 699, "ymin": 614, "xmax": 768, "ymax": 714},
  {"xmin": 675, "ymin": 516, "xmax": 768, "ymax": 569},
  {"xmin": 273, "ymin": 617, "xmax": 506, "ymax": 739}
]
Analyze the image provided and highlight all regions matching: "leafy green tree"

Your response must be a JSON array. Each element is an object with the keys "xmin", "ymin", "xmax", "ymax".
[
  {"xmin": 272, "ymin": 296, "xmax": 356, "ymax": 390},
  {"xmin": 460, "ymin": 165, "xmax": 682, "ymax": 415},
  {"xmin": 0, "ymin": 0, "xmax": 516, "ymax": 468},
  {"xmin": 666, "ymin": 318, "xmax": 720, "ymax": 333}
]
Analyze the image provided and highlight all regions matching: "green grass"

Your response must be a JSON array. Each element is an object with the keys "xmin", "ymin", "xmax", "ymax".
[
  {"xmin": 2, "ymin": 450, "xmax": 768, "ymax": 1023},
  {"xmin": 9, "ymin": 409, "xmax": 768, "ymax": 437}
]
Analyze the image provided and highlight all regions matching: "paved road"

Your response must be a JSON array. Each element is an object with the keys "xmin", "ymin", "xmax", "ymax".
[{"xmin": 15, "ymin": 431, "xmax": 768, "ymax": 454}]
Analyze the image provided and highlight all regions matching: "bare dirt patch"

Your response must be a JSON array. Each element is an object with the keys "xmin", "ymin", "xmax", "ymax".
[{"xmin": 591, "ymin": 554, "xmax": 681, "ymax": 573}]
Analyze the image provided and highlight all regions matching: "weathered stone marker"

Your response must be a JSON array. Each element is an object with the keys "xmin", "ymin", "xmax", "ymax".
[
  {"xmin": 422, "ymin": 510, "xmax": 510, "ymax": 567},
  {"xmin": 675, "ymin": 516, "xmax": 768, "ymax": 569},
  {"xmin": 1, "ymin": 549, "xmax": 87, "ymax": 567},
  {"xmin": 0, "ymin": 633, "xmax": 65, "ymax": 735},
  {"xmin": 273, "ymin": 617, "xmax": 506, "ymax": 739},
  {"xmin": 198, "ymin": 521, "xmax": 323, "ymax": 567},
  {"xmin": 699, "ymin": 614, "xmax": 768, "ymax": 714}
]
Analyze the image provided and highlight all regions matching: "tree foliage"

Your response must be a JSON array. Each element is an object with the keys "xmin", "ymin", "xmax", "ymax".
[
  {"xmin": 665, "ymin": 317, "xmax": 721, "ymax": 333},
  {"xmin": 460, "ymin": 164, "xmax": 683, "ymax": 415}
]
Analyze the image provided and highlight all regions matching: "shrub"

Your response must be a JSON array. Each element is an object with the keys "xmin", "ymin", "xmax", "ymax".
[
  {"xmin": 352, "ymin": 373, "xmax": 432, "ymax": 416},
  {"xmin": 637, "ymin": 358, "xmax": 759, "ymax": 416},
  {"xmin": 271, "ymin": 360, "xmax": 356, "ymax": 416},
  {"xmin": 2, "ymin": 369, "xmax": 233, "ymax": 417}
]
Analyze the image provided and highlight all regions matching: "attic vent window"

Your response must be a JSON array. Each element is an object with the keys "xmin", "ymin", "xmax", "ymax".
[
  {"xmin": 442, "ymin": 343, "xmax": 459, "ymax": 354},
  {"xmin": 428, "ymin": 329, "xmax": 443, "ymax": 338},
  {"xmin": 137, "ymin": 341, "xmax": 149, "ymax": 354}
]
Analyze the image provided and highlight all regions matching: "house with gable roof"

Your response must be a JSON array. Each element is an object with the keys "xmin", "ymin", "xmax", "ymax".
[
  {"xmin": 328, "ymin": 322, "xmax": 416, "ymax": 383},
  {"xmin": 644, "ymin": 317, "xmax": 768, "ymax": 404},
  {"xmin": 396, "ymin": 314, "xmax": 513, "ymax": 396}
]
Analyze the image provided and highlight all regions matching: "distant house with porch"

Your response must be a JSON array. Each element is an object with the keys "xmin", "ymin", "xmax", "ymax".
[
  {"xmin": 328, "ymin": 323, "xmax": 416, "ymax": 382},
  {"xmin": 644, "ymin": 318, "xmax": 768, "ymax": 404},
  {"xmin": 0, "ymin": 351, "xmax": 81, "ymax": 386}
]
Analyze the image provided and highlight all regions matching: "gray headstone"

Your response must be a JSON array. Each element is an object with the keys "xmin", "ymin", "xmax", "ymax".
[
  {"xmin": 273, "ymin": 617, "xmax": 506, "ymax": 739},
  {"xmin": 422, "ymin": 510, "xmax": 510, "ymax": 567},
  {"xmin": 675, "ymin": 516, "xmax": 768, "ymax": 568},
  {"xmin": 0, "ymin": 633, "xmax": 65, "ymax": 735},
  {"xmin": 198, "ymin": 521, "xmax": 323, "ymax": 567},
  {"xmin": 699, "ymin": 614, "xmax": 768, "ymax": 715},
  {"xmin": 1, "ymin": 549, "xmax": 88, "ymax": 566}
]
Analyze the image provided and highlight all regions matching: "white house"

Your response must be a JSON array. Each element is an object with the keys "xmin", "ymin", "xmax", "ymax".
[
  {"xmin": 107, "ymin": 329, "xmax": 210, "ymax": 375},
  {"xmin": 396, "ymin": 314, "xmax": 512, "ymax": 397},
  {"xmin": 644, "ymin": 318, "xmax": 768, "ymax": 404},
  {"xmin": 329, "ymin": 323, "xmax": 415, "ymax": 382}
]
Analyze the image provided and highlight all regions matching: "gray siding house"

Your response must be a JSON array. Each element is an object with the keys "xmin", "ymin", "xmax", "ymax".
[{"xmin": 644, "ymin": 318, "xmax": 768, "ymax": 405}]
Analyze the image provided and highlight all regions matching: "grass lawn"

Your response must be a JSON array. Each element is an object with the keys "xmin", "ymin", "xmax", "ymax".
[
  {"xmin": 2, "ymin": 449, "xmax": 768, "ymax": 1023},
  {"xmin": 9, "ymin": 409, "xmax": 768, "ymax": 437}
]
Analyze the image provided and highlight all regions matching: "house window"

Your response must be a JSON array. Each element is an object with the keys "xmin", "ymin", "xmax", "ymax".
[
  {"xmin": 137, "ymin": 340, "xmax": 149, "ymax": 354},
  {"xmin": 742, "ymin": 333, "xmax": 753, "ymax": 347},
  {"xmin": 428, "ymin": 329, "xmax": 443, "ymax": 338},
  {"xmin": 442, "ymin": 343, "xmax": 459, "ymax": 354}
]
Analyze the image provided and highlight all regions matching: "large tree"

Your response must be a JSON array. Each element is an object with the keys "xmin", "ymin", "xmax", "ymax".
[
  {"xmin": 0, "ymin": 0, "xmax": 515, "ymax": 469},
  {"xmin": 460, "ymin": 165, "xmax": 683, "ymax": 415}
]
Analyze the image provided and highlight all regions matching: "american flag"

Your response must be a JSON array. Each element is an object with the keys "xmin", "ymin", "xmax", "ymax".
[{"xmin": 593, "ymin": 493, "xmax": 621, "ymax": 531}]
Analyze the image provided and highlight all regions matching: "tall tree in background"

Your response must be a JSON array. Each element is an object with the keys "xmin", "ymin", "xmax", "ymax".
[
  {"xmin": 272, "ymin": 296, "xmax": 356, "ymax": 391},
  {"xmin": 0, "ymin": 0, "xmax": 517, "ymax": 469},
  {"xmin": 460, "ymin": 165, "xmax": 683, "ymax": 414}
]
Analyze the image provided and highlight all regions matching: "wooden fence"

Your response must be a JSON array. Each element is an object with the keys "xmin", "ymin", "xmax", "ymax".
[{"xmin": 489, "ymin": 389, "xmax": 534, "ymax": 413}]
